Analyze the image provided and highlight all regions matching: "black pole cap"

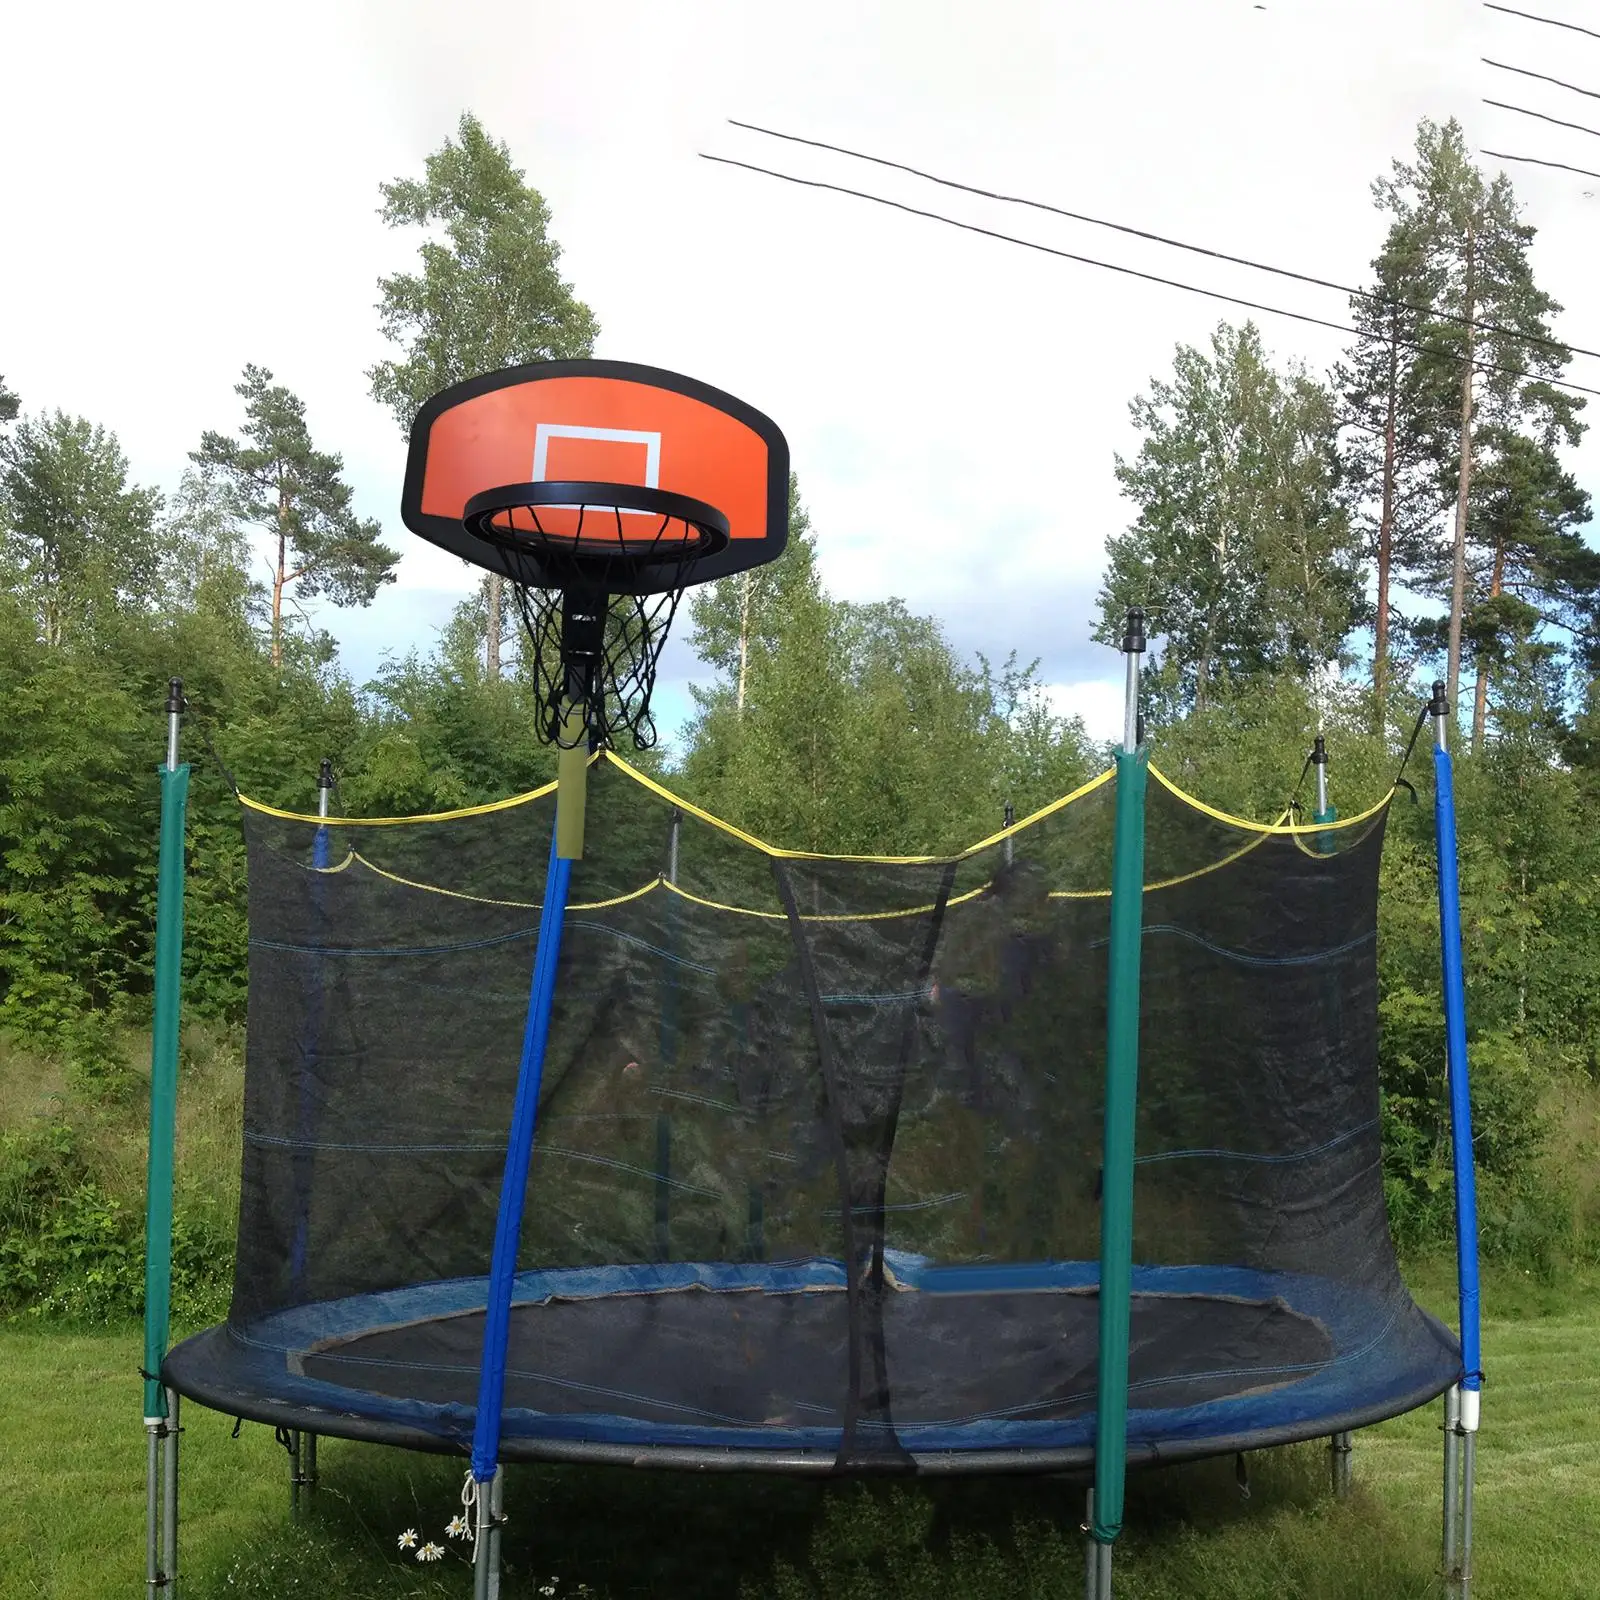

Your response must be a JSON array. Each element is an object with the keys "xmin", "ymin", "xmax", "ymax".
[
  {"xmin": 1004, "ymin": 800, "xmax": 1015, "ymax": 828},
  {"xmin": 1429, "ymin": 681, "xmax": 1448, "ymax": 718},
  {"xmin": 1122, "ymin": 607, "xmax": 1147, "ymax": 654},
  {"xmin": 317, "ymin": 758, "xmax": 334, "ymax": 790},
  {"xmin": 166, "ymin": 677, "xmax": 185, "ymax": 715},
  {"xmin": 1312, "ymin": 735, "xmax": 1328, "ymax": 765}
]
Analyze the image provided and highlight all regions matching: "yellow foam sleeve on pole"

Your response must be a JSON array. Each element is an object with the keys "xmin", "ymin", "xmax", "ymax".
[{"xmin": 555, "ymin": 705, "xmax": 589, "ymax": 861}]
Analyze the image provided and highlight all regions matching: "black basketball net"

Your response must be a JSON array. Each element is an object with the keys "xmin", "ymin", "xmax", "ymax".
[
  {"xmin": 510, "ymin": 582, "xmax": 685, "ymax": 750},
  {"xmin": 482, "ymin": 501, "xmax": 709, "ymax": 751}
]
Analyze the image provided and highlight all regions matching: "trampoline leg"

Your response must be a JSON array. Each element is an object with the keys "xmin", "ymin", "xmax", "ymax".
[
  {"xmin": 290, "ymin": 1430, "xmax": 318, "ymax": 1518},
  {"xmin": 1459, "ymin": 1429, "xmax": 1476, "ymax": 1596},
  {"xmin": 163, "ymin": 1389, "xmax": 180, "ymax": 1594},
  {"xmin": 473, "ymin": 1469, "xmax": 503, "ymax": 1600},
  {"xmin": 1328, "ymin": 1430, "xmax": 1352, "ymax": 1498},
  {"xmin": 1092, "ymin": 1539, "xmax": 1113, "ymax": 1600},
  {"xmin": 487, "ymin": 1468, "xmax": 505, "ymax": 1600},
  {"xmin": 145, "ymin": 1421, "xmax": 161, "ymax": 1593},
  {"xmin": 1081, "ymin": 1490, "xmax": 1113, "ymax": 1600},
  {"xmin": 1442, "ymin": 1385, "xmax": 1461, "ymax": 1586}
]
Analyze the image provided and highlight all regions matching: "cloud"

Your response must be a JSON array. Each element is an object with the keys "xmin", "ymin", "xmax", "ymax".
[{"xmin": 3, "ymin": 0, "xmax": 1595, "ymax": 718}]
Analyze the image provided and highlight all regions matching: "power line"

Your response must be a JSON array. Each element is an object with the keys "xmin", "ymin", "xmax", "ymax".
[
  {"xmin": 1482, "ymin": 58, "xmax": 1600, "ymax": 101},
  {"xmin": 1482, "ymin": 147, "xmax": 1600, "ymax": 179},
  {"xmin": 726, "ymin": 119, "xmax": 1600, "ymax": 366},
  {"xmin": 1483, "ymin": 3, "xmax": 1600, "ymax": 44},
  {"xmin": 699, "ymin": 152, "xmax": 1600, "ymax": 401},
  {"xmin": 1484, "ymin": 98, "xmax": 1600, "ymax": 139}
]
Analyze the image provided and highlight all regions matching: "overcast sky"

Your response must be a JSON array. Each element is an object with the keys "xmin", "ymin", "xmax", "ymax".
[{"xmin": 3, "ymin": 0, "xmax": 1597, "ymax": 748}]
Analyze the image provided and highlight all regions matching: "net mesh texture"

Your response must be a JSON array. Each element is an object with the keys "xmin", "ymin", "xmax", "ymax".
[{"xmin": 166, "ymin": 755, "xmax": 1461, "ymax": 1470}]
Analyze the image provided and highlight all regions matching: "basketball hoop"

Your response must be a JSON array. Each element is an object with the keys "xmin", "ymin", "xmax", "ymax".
[
  {"xmin": 400, "ymin": 359, "xmax": 789, "ymax": 854},
  {"xmin": 461, "ymin": 481, "xmax": 732, "ymax": 752}
]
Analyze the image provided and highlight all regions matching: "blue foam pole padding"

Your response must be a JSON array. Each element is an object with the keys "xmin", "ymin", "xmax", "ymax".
[
  {"xmin": 471, "ymin": 832, "xmax": 571, "ymax": 1480},
  {"xmin": 1433, "ymin": 744, "xmax": 1481, "ymax": 1391}
]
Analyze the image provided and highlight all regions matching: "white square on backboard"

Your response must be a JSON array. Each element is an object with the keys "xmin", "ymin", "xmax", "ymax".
[{"xmin": 532, "ymin": 424, "xmax": 661, "ymax": 509}]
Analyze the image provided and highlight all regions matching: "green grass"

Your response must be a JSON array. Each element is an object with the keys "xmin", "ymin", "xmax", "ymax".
[{"xmin": 2, "ymin": 1264, "xmax": 1595, "ymax": 1599}]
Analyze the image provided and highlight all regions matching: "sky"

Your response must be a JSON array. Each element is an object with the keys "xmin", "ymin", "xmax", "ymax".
[{"xmin": 3, "ymin": 0, "xmax": 1597, "ymax": 750}]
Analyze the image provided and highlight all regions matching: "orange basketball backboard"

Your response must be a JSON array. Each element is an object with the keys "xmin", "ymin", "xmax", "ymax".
[{"xmin": 401, "ymin": 360, "xmax": 789, "ymax": 584}]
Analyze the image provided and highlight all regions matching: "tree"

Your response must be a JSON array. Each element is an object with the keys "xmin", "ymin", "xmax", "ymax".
[
  {"xmin": 688, "ymin": 473, "xmax": 818, "ymax": 715},
  {"xmin": 1334, "ymin": 235, "xmax": 1453, "ymax": 720},
  {"xmin": 1097, "ymin": 322, "xmax": 1358, "ymax": 718},
  {"xmin": 0, "ymin": 410, "xmax": 162, "ymax": 646},
  {"xmin": 1372, "ymin": 119, "xmax": 1584, "ymax": 721},
  {"xmin": 369, "ymin": 112, "xmax": 598, "ymax": 679},
  {"xmin": 1454, "ymin": 430, "xmax": 1596, "ymax": 745},
  {"xmin": 0, "ymin": 375, "xmax": 17, "ymax": 429},
  {"xmin": 193, "ymin": 365, "xmax": 398, "ymax": 668},
  {"xmin": 160, "ymin": 467, "xmax": 263, "ymax": 624}
]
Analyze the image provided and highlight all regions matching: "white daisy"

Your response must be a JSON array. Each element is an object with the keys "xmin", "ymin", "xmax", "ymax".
[
  {"xmin": 446, "ymin": 1514, "xmax": 471, "ymax": 1539},
  {"xmin": 397, "ymin": 1529, "xmax": 419, "ymax": 1550},
  {"xmin": 418, "ymin": 1542, "xmax": 445, "ymax": 1562}
]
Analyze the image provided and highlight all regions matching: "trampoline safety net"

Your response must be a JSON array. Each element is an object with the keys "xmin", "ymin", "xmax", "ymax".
[{"xmin": 166, "ymin": 754, "xmax": 1460, "ymax": 1471}]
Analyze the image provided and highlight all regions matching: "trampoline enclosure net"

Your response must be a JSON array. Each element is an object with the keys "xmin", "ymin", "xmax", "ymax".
[{"xmin": 218, "ymin": 754, "xmax": 1457, "ymax": 1465}]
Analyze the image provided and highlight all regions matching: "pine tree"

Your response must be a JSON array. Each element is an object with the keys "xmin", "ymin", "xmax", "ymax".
[
  {"xmin": 1372, "ymin": 120, "xmax": 1584, "ymax": 728},
  {"xmin": 1334, "ymin": 234, "xmax": 1453, "ymax": 721},
  {"xmin": 193, "ymin": 366, "xmax": 398, "ymax": 668},
  {"xmin": 1457, "ymin": 429, "xmax": 1596, "ymax": 745}
]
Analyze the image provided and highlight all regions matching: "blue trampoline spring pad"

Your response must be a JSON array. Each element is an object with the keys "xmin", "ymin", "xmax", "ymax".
[{"xmin": 164, "ymin": 1258, "xmax": 1461, "ymax": 1473}]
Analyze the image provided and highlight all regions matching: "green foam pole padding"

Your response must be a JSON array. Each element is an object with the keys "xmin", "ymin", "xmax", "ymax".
[
  {"xmin": 1092, "ymin": 747, "xmax": 1148, "ymax": 1544},
  {"xmin": 1313, "ymin": 804, "xmax": 1338, "ymax": 856},
  {"xmin": 142, "ymin": 763, "xmax": 190, "ymax": 1420}
]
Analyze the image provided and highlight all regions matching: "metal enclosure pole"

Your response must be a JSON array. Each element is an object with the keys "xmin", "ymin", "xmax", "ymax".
[
  {"xmin": 1443, "ymin": 1384, "xmax": 1461, "ymax": 1580},
  {"xmin": 143, "ymin": 678, "xmax": 189, "ymax": 1597},
  {"xmin": 1431, "ymin": 682, "xmax": 1481, "ymax": 1594},
  {"xmin": 146, "ymin": 1423, "xmax": 161, "ymax": 1594},
  {"xmin": 1329, "ymin": 1430, "xmax": 1352, "ymax": 1498},
  {"xmin": 1088, "ymin": 610, "xmax": 1148, "ymax": 1598},
  {"xmin": 162, "ymin": 1388, "xmax": 179, "ymax": 1589}
]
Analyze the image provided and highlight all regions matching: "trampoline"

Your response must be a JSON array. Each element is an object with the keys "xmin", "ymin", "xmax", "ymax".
[
  {"xmin": 135, "ymin": 387, "xmax": 1482, "ymax": 1597},
  {"xmin": 154, "ymin": 739, "xmax": 1470, "ymax": 1477},
  {"xmin": 166, "ymin": 1256, "xmax": 1457, "ymax": 1471}
]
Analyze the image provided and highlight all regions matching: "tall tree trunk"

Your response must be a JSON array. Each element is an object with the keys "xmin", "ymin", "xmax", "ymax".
[
  {"xmin": 485, "ymin": 572, "xmax": 502, "ymax": 680},
  {"xmin": 1471, "ymin": 536, "xmax": 1505, "ymax": 752},
  {"xmin": 272, "ymin": 492, "xmax": 288, "ymax": 670},
  {"xmin": 1373, "ymin": 313, "xmax": 1400, "ymax": 728},
  {"xmin": 736, "ymin": 573, "xmax": 752, "ymax": 718},
  {"xmin": 1446, "ymin": 224, "xmax": 1476, "ymax": 725}
]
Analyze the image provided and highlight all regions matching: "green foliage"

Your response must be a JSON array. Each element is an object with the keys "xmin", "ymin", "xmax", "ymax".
[
  {"xmin": 1370, "ymin": 118, "xmax": 1587, "ymax": 717},
  {"xmin": 193, "ymin": 365, "xmax": 398, "ymax": 666},
  {"xmin": 368, "ymin": 111, "xmax": 598, "ymax": 434},
  {"xmin": 0, "ymin": 1118, "xmax": 229, "ymax": 1326},
  {"xmin": 0, "ymin": 409, "xmax": 162, "ymax": 647},
  {"xmin": 1098, "ymin": 322, "xmax": 1357, "ymax": 719},
  {"xmin": 685, "ymin": 580, "xmax": 1092, "ymax": 855}
]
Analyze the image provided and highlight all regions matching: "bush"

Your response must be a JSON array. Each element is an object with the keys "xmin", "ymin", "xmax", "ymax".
[{"xmin": 0, "ymin": 1116, "xmax": 232, "ymax": 1325}]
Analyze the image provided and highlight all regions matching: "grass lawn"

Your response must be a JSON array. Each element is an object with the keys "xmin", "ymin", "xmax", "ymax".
[{"xmin": 2, "ymin": 1264, "xmax": 1594, "ymax": 1599}]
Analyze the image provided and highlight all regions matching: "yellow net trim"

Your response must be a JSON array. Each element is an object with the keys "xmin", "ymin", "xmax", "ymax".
[{"xmin": 240, "ymin": 750, "xmax": 1386, "ymax": 870}]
